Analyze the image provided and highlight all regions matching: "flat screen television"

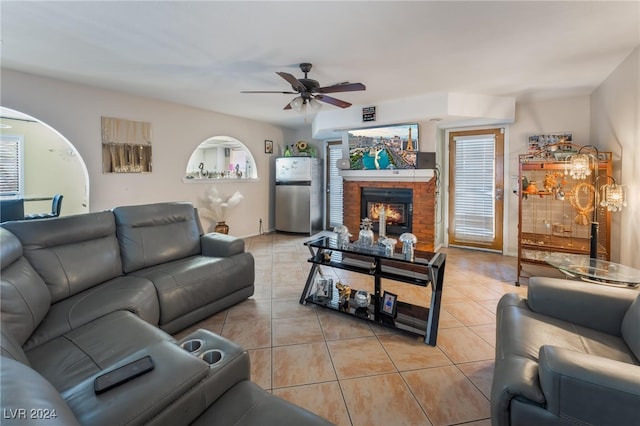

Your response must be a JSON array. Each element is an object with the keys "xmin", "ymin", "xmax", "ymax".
[{"xmin": 347, "ymin": 123, "xmax": 418, "ymax": 170}]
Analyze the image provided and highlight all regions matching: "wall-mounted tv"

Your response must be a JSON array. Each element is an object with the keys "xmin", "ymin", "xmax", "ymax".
[{"xmin": 347, "ymin": 123, "xmax": 418, "ymax": 170}]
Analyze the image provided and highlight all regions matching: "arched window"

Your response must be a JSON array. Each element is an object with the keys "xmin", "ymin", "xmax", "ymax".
[{"xmin": 184, "ymin": 136, "xmax": 257, "ymax": 182}]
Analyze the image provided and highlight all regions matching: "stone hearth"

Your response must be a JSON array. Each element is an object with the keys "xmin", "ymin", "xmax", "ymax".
[{"xmin": 343, "ymin": 178, "xmax": 437, "ymax": 252}]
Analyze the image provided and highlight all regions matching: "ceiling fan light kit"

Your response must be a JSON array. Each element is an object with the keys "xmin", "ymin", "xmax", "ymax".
[{"xmin": 242, "ymin": 62, "xmax": 366, "ymax": 114}]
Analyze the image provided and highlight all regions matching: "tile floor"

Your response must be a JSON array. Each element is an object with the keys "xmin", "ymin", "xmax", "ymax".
[{"xmin": 175, "ymin": 233, "xmax": 528, "ymax": 426}]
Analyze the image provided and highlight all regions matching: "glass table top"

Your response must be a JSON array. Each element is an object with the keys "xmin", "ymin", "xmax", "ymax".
[
  {"xmin": 544, "ymin": 253, "xmax": 640, "ymax": 287},
  {"xmin": 304, "ymin": 235, "xmax": 439, "ymax": 266}
]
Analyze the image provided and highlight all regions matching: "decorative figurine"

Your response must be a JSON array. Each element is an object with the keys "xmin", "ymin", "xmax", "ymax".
[
  {"xmin": 333, "ymin": 225, "xmax": 351, "ymax": 249},
  {"xmin": 358, "ymin": 218, "xmax": 374, "ymax": 246},
  {"xmin": 354, "ymin": 290, "xmax": 371, "ymax": 308},
  {"xmin": 381, "ymin": 237, "xmax": 397, "ymax": 256},
  {"xmin": 336, "ymin": 282, "xmax": 351, "ymax": 312},
  {"xmin": 399, "ymin": 233, "xmax": 417, "ymax": 261}
]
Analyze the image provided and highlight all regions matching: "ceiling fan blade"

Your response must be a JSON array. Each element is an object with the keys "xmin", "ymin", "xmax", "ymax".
[
  {"xmin": 317, "ymin": 82, "xmax": 366, "ymax": 93},
  {"xmin": 241, "ymin": 90, "xmax": 298, "ymax": 94},
  {"xmin": 276, "ymin": 72, "xmax": 307, "ymax": 92},
  {"xmin": 314, "ymin": 94, "xmax": 352, "ymax": 108},
  {"xmin": 283, "ymin": 102, "xmax": 292, "ymax": 110}
]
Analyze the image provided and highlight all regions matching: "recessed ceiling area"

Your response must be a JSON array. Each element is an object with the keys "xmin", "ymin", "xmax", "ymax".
[{"xmin": 1, "ymin": 1, "xmax": 638, "ymax": 130}]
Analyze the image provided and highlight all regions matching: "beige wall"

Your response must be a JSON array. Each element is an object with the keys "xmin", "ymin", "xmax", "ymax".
[
  {"xmin": 505, "ymin": 95, "xmax": 592, "ymax": 256},
  {"xmin": 1, "ymin": 69, "xmax": 288, "ymax": 238},
  {"xmin": 590, "ymin": 46, "xmax": 640, "ymax": 267}
]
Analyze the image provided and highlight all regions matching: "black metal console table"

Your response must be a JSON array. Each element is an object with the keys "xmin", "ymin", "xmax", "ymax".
[{"xmin": 299, "ymin": 235, "xmax": 446, "ymax": 345}]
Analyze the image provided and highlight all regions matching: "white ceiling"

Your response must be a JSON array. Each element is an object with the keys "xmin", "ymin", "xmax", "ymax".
[{"xmin": 1, "ymin": 1, "xmax": 639, "ymax": 130}]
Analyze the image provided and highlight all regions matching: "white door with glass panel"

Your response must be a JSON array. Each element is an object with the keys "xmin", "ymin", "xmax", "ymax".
[
  {"xmin": 448, "ymin": 129, "xmax": 504, "ymax": 251},
  {"xmin": 326, "ymin": 141, "xmax": 344, "ymax": 230}
]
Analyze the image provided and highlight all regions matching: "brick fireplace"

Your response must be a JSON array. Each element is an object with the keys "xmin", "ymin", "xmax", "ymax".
[{"xmin": 343, "ymin": 177, "xmax": 437, "ymax": 252}]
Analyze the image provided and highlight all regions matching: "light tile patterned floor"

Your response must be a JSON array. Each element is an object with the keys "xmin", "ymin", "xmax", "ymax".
[{"xmin": 175, "ymin": 233, "xmax": 527, "ymax": 426}]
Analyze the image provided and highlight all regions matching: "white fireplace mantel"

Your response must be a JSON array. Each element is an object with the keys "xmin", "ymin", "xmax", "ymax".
[{"xmin": 339, "ymin": 169, "xmax": 435, "ymax": 182}]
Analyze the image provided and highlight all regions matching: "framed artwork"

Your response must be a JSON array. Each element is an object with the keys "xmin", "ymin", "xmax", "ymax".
[
  {"xmin": 314, "ymin": 277, "xmax": 333, "ymax": 300},
  {"xmin": 264, "ymin": 140, "xmax": 273, "ymax": 154},
  {"xmin": 527, "ymin": 132, "xmax": 573, "ymax": 156},
  {"xmin": 380, "ymin": 291, "xmax": 398, "ymax": 318},
  {"xmin": 347, "ymin": 123, "xmax": 418, "ymax": 170},
  {"xmin": 101, "ymin": 116, "xmax": 152, "ymax": 173}
]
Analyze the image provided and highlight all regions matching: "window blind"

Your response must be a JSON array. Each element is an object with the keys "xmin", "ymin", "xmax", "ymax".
[
  {"xmin": 328, "ymin": 144, "xmax": 344, "ymax": 228},
  {"xmin": 452, "ymin": 135, "xmax": 495, "ymax": 242},
  {"xmin": 0, "ymin": 135, "xmax": 23, "ymax": 198}
]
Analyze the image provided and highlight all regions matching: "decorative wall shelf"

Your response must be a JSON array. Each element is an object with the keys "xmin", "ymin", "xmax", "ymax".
[{"xmin": 181, "ymin": 178, "xmax": 260, "ymax": 184}]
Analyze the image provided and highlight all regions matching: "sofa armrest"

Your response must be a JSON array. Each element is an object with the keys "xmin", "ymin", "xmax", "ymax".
[
  {"xmin": 527, "ymin": 277, "xmax": 637, "ymax": 335},
  {"xmin": 539, "ymin": 345, "xmax": 640, "ymax": 425},
  {"xmin": 200, "ymin": 233, "xmax": 245, "ymax": 257},
  {"xmin": 1, "ymin": 357, "xmax": 81, "ymax": 426}
]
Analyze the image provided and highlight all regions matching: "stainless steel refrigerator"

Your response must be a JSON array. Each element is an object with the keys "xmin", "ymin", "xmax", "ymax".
[{"xmin": 275, "ymin": 157, "xmax": 322, "ymax": 234}]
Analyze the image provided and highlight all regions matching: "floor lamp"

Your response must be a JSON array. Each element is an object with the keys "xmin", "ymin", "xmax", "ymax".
[
  {"xmin": 565, "ymin": 145, "xmax": 627, "ymax": 259},
  {"xmin": 590, "ymin": 175, "xmax": 627, "ymax": 259}
]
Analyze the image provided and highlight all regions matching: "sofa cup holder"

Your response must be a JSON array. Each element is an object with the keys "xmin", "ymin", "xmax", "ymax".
[
  {"xmin": 200, "ymin": 349, "xmax": 224, "ymax": 365},
  {"xmin": 180, "ymin": 339, "xmax": 204, "ymax": 354}
]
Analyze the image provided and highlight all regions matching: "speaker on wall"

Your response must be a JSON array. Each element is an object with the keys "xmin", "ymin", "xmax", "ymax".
[{"xmin": 416, "ymin": 152, "xmax": 436, "ymax": 169}]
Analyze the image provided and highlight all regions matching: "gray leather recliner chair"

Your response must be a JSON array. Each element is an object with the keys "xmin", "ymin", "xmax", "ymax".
[{"xmin": 491, "ymin": 277, "xmax": 640, "ymax": 426}]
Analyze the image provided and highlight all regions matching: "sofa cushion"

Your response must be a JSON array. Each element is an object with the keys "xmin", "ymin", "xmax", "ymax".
[
  {"xmin": 129, "ymin": 253, "xmax": 254, "ymax": 326},
  {"xmin": 498, "ymin": 293, "xmax": 636, "ymax": 366},
  {"xmin": 26, "ymin": 310, "xmax": 174, "ymax": 393},
  {"xmin": 113, "ymin": 202, "xmax": 201, "ymax": 273},
  {"xmin": 1, "ymin": 356, "xmax": 81, "ymax": 426},
  {"xmin": 0, "ymin": 229, "xmax": 51, "ymax": 346},
  {"xmin": 621, "ymin": 294, "xmax": 640, "ymax": 360},
  {"xmin": 23, "ymin": 275, "xmax": 160, "ymax": 351},
  {"xmin": 2, "ymin": 212, "xmax": 123, "ymax": 303},
  {"xmin": 527, "ymin": 277, "xmax": 636, "ymax": 336}
]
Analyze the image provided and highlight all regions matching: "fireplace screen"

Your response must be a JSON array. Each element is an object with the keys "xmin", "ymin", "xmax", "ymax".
[
  {"xmin": 367, "ymin": 203, "xmax": 407, "ymax": 226},
  {"xmin": 361, "ymin": 188, "xmax": 413, "ymax": 235}
]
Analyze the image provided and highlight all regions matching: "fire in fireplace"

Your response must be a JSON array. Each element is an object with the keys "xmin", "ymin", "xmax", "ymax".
[{"xmin": 361, "ymin": 188, "xmax": 413, "ymax": 235}]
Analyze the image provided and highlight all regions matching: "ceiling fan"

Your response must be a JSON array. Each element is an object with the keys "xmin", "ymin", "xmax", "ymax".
[{"xmin": 241, "ymin": 63, "xmax": 366, "ymax": 111}]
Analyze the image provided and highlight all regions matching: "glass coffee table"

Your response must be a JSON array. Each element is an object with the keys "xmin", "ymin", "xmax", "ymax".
[
  {"xmin": 299, "ymin": 235, "xmax": 446, "ymax": 346},
  {"xmin": 545, "ymin": 253, "xmax": 640, "ymax": 288}
]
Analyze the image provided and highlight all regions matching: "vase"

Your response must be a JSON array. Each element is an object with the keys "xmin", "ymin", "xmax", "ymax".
[{"xmin": 215, "ymin": 221, "xmax": 229, "ymax": 234}]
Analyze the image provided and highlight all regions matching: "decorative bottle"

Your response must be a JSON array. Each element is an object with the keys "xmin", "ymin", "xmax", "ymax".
[
  {"xmin": 378, "ymin": 206, "xmax": 386, "ymax": 238},
  {"xmin": 284, "ymin": 145, "xmax": 292, "ymax": 157}
]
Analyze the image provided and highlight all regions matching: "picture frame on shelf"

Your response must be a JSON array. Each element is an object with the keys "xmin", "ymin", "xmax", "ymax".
[
  {"xmin": 380, "ymin": 291, "xmax": 397, "ymax": 318},
  {"xmin": 264, "ymin": 140, "xmax": 273, "ymax": 154},
  {"xmin": 314, "ymin": 277, "xmax": 333, "ymax": 301},
  {"xmin": 527, "ymin": 132, "xmax": 573, "ymax": 157}
]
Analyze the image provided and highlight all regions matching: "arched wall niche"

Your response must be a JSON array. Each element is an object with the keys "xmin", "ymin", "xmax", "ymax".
[
  {"xmin": 0, "ymin": 106, "xmax": 90, "ymax": 216},
  {"xmin": 183, "ymin": 135, "xmax": 258, "ymax": 183}
]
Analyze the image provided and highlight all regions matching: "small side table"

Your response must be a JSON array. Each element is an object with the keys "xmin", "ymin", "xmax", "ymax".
[{"xmin": 545, "ymin": 254, "xmax": 640, "ymax": 288}]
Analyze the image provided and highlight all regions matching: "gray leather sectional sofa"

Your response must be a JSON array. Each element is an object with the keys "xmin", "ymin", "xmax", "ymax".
[
  {"xmin": 0, "ymin": 202, "xmax": 332, "ymax": 425},
  {"xmin": 492, "ymin": 276, "xmax": 640, "ymax": 426}
]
